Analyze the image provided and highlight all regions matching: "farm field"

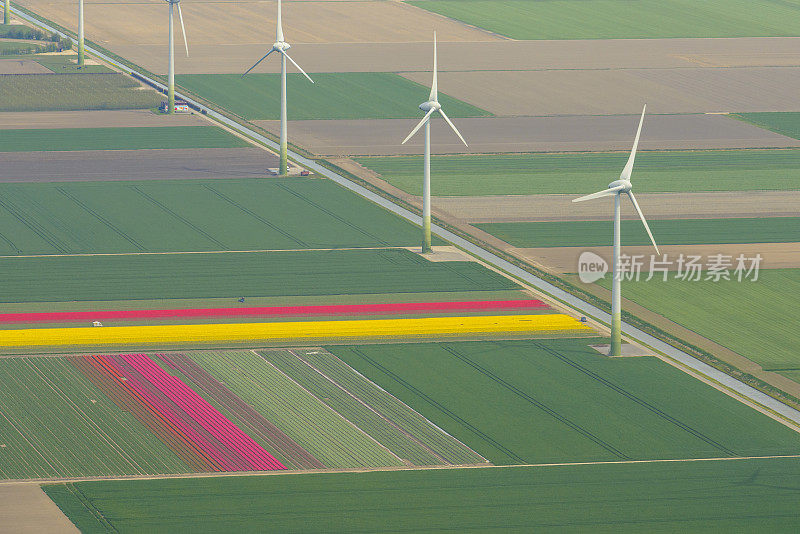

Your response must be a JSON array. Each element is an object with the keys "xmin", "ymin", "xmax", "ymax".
[
  {"xmin": 476, "ymin": 217, "xmax": 800, "ymax": 248},
  {"xmin": 329, "ymin": 339, "xmax": 800, "ymax": 465},
  {"xmin": 408, "ymin": 0, "xmax": 800, "ymax": 40},
  {"xmin": 176, "ymin": 73, "xmax": 489, "ymax": 121},
  {"xmin": 0, "ymin": 356, "xmax": 189, "ymax": 479},
  {"xmin": 0, "ymin": 126, "xmax": 248, "ymax": 152},
  {"xmin": 0, "ymin": 248, "xmax": 517, "ymax": 303},
  {"xmin": 596, "ymin": 269, "xmax": 800, "ymax": 372},
  {"xmin": 735, "ymin": 112, "xmax": 800, "ymax": 140},
  {"xmin": 44, "ymin": 456, "xmax": 800, "ymax": 532},
  {"xmin": 0, "ymin": 73, "xmax": 161, "ymax": 111},
  {"xmin": 0, "ymin": 178, "xmax": 431, "ymax": 255},
  {"xmin": 355, "ymin": 149, "xmax": 800, "ymax": 196}
]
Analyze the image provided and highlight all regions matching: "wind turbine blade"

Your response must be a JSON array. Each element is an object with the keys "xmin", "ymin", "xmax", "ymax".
[
  {"xmin": 620, "ymin": 104, "xmax": 646, "ymax": 181},
  {"xmin": 626, "ymin": 191, "xmax": 659, "ymax": 253},
  {"xmin": 430, "ymin": 31, "xmax": 438, "ymax": 102},
  {"xmin": 281, "ymin": 51, "xmax": 314, "ymax": 83},
  {"xmin": 402, "ymin": 107, "xmax": 436, "ymax": 144},
  {"xmin": 572, "ymin": 186, "xmax": 624, "ymax": 203},
  {"xmin": 438, "ymin": 109, "xmax": 468, "ymax": 147},
  {"xmin": 177, "ymin": 3, "xmax": 189, "ymax": 57},
  {"xmin": 242, "ymin": 49, "xmax": 274, "ymax": 77},
  {"xmin": 276, "ymin": 0, "xmax": 284, "ymax": 41}
]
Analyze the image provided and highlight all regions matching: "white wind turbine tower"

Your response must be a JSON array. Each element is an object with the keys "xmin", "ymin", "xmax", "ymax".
[
  {"xmin": 165, "ymin": 0, "xmax": 189, "ymax": 114},
  {"xmin": 243, "ymin": 0, "xmax": 314, "ymax": 175},
  {"xmin": 572, "ymin": 105, "xmax": 659, "ymax": 357},
  {"xmin": 402, "ymin": 32, "xmax": 468, "ymax": 253}
]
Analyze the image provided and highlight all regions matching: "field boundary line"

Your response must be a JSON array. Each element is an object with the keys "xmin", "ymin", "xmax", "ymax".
[
  {"xmin": 0, "ymin": 246, "xmax": 405, "ymax": 259},
  {"xmin": 288, "ymin": 349, "xmax": 450, "ymax": 465},
  {"xmin": 6, "ymin": 454, "xmax": 800, "ymax": 486}
]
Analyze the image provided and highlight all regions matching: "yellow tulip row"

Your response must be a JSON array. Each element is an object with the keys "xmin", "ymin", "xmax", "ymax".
[{"xmin": 0, "ymin": 314, "xmax": 590, "ymax": 347}]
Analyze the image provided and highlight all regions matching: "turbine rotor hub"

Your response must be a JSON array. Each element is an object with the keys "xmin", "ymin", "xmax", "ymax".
[
  {"xmin": 273, "ymin": 41, "xmax": 290, "ymax": 52},
  {"xmin": 608, "ymin": 179, "xmax": 632, "ymax": 192},
  {"xmin": 419, "ymin": 100, "xmax": 440, "ymax": 112}
]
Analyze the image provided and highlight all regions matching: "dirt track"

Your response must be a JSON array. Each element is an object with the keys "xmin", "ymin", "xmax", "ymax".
[
  {"xmin": 258, "ymin": 114, "xmax": 800, "ymax": 156},
  {"xmin": 434, "ymin": 191, "xmax": 800, "ymax": 223},
  {"xmin": 0, "ymin": 148, "xmax": 278, "ymax": 182},
  {"xmin": 0, "ymin": 109, "xmax": 205, "ymax": 129},
  {"xmin": 0, "ymin": 485, "xmax": 78, "ymax": 533}
]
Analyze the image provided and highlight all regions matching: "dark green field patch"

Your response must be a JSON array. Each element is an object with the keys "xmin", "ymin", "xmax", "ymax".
[
  {"xmin": 177, "ymin": 72, "xmax": 490, "ymax": 120},
  {"xmin": 734, "ymin": 112, "xmax": 800, "ymax": 140},
  {"xmin": 476, "ymin": 217, "xmax": 800, "ymax": 248},
  {"xmin": 0, "ymin": 126, "xmax": 248, "ymax": 152},
  {"xmin": 355, "ymin": 149, "xmax": 800, "ymax": 196},
  {"xmin": 329, "ymin": 339, "xmax": 800, "ymax": 465},
  {"xmin": 409, "ymin": 0, "xmax": 800, "ymax": 40},
  {"xmin": 0, "ymin": 178, "xmax": 435, "ymax": 255},
  {"xmin": 44, "ymin": 457, "xmax": 800, "ymax": 532},
  {"xmin": 0, "ymin": 248, "xmax": 519, "ymax": 302},
  {"xmin": 0, "ymin": 73, "xmax": 161, "ymax": 111}
]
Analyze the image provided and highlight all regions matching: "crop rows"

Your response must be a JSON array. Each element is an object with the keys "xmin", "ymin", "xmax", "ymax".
[
  {"xmin": 0, "ymin": 357, "xmax": 187, "ymax": 479},
  {"xmin": 0, "ymin": 73, "xmax": 161, "ymax": 112},
  {"xmin": 187, "ymin": 350, "xmax": 404, "ymax": 468},
  {"xmin": 264, "ymin": 349, "xmax": 486, "ymax": 466},
  {"xmin": 0, "ymin": 314, "xmax": 589, "ymax": 348}
]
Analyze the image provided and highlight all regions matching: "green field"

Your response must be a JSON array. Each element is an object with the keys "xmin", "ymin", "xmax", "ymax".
[
  {"xmin": 0, "ymin": 357, "xmax": 188, "ymax": 479},
  {"xmin": 35, "ymin": 55, "xmax": 114, "ymax": 74},
  {"xmin": 262, "ymin": 349, "xmax": 485, "ymax": 466},
  {"xmin": 329, "ymin": 339, "xmax": 800, "ymax": 465},
  {"xmin": 355, "ymin": 149, "xmax": 800, "ymax": 196},
  {"xmin": 409, "ymin": 0, "xmax": 800, "ymax": 39},
  {"xmin": 45, "ymin": 457, "xmax": 800, "ymax": 532},
  {"xmin": 187, "ymin": 350, "xmax": 402, "ymax": 469},
  {"xmin": 177, "ymin": 72, "xmax": 490, "ymax": 120},
  {"xmin": 0, "ymin": 178, "xmax": 435, "ymax": 255},
  {"xmin": 0, "ymin": 248, "xmax": 518, "ymax": 302},
  {"xmin": 0, "ymin": 73, "xmax": 161, "ymax": 111},
  {"xmin": 0, "ymin": 41, "xmax": 42, "ymax": 54},
  {"xmin": 476, "ymin": 217, "xmax": 799, "ymax": 248},
  {"xmin": 735, "ymin": 112, "xmax": 800, "ymax": 140},
  {"xmin": 597, "ymin": 269, "xmax": 800, "ymax": 371},
  {"xmin": 0, "ymin": 126, "xmax": 248, "ymax": 152}
]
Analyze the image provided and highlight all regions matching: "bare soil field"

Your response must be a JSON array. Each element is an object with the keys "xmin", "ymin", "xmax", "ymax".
[
  {"xmin": 434, "ymin": 191, "xmax": 800, "ymax": 223},
  {"xmin": 0, "ymin": 59, "xmax": 51, "ymax": 74},
  {"xmin": 0, "ymin": 147, "xmax": 278, "ymax": 182},
  {"xmin": 400, "ymin": 66, "xmax": 800, "ymax": 116},
  {"xmin": 0, "ymin": 109, "xmax": 204, "ymax": 129},
  {"xmin": 0, "ymin": 484, "xmax": 78, "ymax": 534},
  {"xmin": 512, "ymin": 243, "xmax": 800, "ymax": 273},
  {"xmin": 258, "ymin": 114, "xmax": 800, "ymax": 156}
]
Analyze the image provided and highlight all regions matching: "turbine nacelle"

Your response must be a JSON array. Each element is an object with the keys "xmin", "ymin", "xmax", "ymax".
[
  {"xmin": 419, "ymin": 100, "xmax": 441, "ymax": 113},
  {"xmin": 165, "ymin": 0, "xmax": 180, "ymax": 4},
  {"xmin": 272, "ymin": 41, "xmax": 291, "ymax": 53},
  {"xmin": 607, "ymin": 179, "xmax": 631, "ymax": 192}
]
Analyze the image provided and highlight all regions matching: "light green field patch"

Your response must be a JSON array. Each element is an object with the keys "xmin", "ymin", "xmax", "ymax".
[
  {"xmin": 0, "ymin": 357, "xmax": 189, "ymax": 479},
  {"xmin": 43, "ymin": 456, "xmax": 800, "ymax": 532},
  {"xmin": 329, "ymin": 339, "xmax": 800, "ymax": 465},
  {"xmin": 596, "ymin": 269, "xmax": 800, "ymax": 371},
  {"xmin": 0, "ymin": 126, "xmax": 248, "ymax": 152},
  {"xmin": 355, "ymin": 150, "xmax": 800, "ymax": 196},
  {"xmin": 0, "ymin": 73, "xmax": 161, "ymax": 111},
  {"xmin": 409, "ymin": 0, "xmax": 800, "ymax": 40},
  {"xmin": 187, "ymin": 350, "xmax": 403, "ymax": 469},
  {"xmin": 177, "ymin": 72, "xmax": 490, "ymax": 120},
  {"xmin": 476, "ymin": 217, "xmax": 800, "ymax": 248}
]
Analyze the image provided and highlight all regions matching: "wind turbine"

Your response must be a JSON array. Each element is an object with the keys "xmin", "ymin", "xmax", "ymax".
[
  {"xmin": 572, "ymin": 105, "xmax": 658, "ymax": 357},
  {"xmin": 78, "ymin": 0, "xmax": 84, "ymax": 67},
  {"xmin": 402, "ymin": 32, "xmax": 468, "ymax": 253},
  {"xmin": 165, "ymin": 0, "xmax": 189, "ymax": 114},
  {"xmin": 243, "ymin": 0, "xmax": 313, "ymax": 175}
]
